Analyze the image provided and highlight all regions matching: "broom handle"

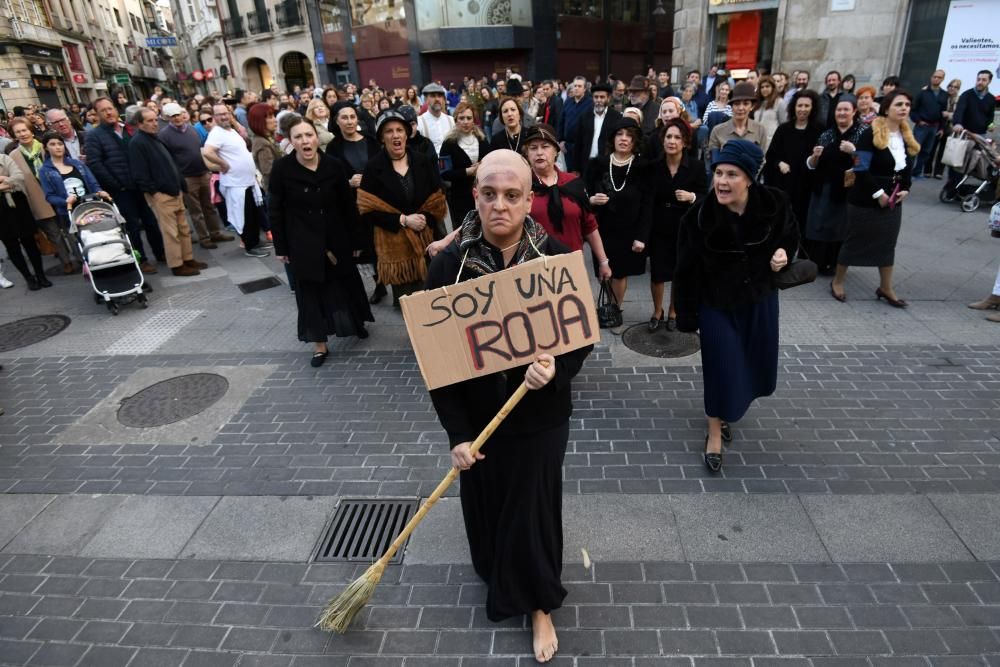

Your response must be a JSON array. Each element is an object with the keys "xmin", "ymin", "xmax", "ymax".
[{"xmin": 377, "ymin": 363, "xmax": 547, "ymax": 564}]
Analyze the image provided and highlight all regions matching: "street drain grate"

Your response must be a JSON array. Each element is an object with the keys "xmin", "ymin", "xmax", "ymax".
[
  {"xmin": 237, "ymin": 276, "xmax": 282, "ymax": 294},
  {"xmin": 117, "ymin": 373, "xmax": 230, "ymax": 427},
  {"xmin": 0, "ymin": 315, "xmax": 71, "ymax": 353},
  {"xmin": 621, "ymin": 323, "xmax": 700, "ymax": 359},
  {"xmin": 314, "ymin": 499, "xmax": 418, "ymax": 564}
]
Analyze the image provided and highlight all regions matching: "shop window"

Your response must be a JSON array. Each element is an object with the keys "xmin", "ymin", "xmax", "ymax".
[
  {"xmin": 710, "ymin": 10, "xmax": 778, "ymax": 74},
  {"xmin": 63, "ymin": 43, "xmax": 84, "ymax": 72},
  {"xmin": 414, "ymin": 0, "xmax": 529, "ymax": 28},
  {"xmin": 350, "ymin": 0, "xmax": 405, "ymax": 26},
  {"xmin": 320, "ymin": 2, "xmax": 343, "ymax": 31},
  {"xmin": 558, "ymin": 0, "xmax": 602, "ymax": 18},
  {"xmin": 609, "ymin": 0, "xmax": 643, "ymax": 22}
]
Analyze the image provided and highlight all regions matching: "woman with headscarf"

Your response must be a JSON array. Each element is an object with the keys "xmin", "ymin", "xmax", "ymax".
[
  {"xmin": 752, "ymin": 75, "xmax": 787, "ymax": 145},
  {"xmin": 326, "ymin": 101, "xmax": 382, "ymax": 303},
  {"xmin": 648, "ymin": 118, "xmax": 706, "ymax": 331},
  {"xmin": 4, "ymin": 117, "xmax": 75, "ymax": 273},
  {"xmin": 831, "ymin": 90, "xmax": 919, "ymax": 307},
  {"xmin": 269, "ymin": 117, "xmax": 372, "ymax": 367},
  {"xmin": 438, "ymin": 102, "xmax": 491, "ymax": 226},
  {"xmin": 674, "ymin": 140, "xmax": 797, "ymax": 472},
  {"xmin": 804, "ymin": 95, "xmax": 863, "ymax": 277},
  {"xmin": 490, "ymin": 97, "xmax": 524, "ymax": 153},
  {"xmin": 585, "ymin": 117, "xmax": 651, "ymax": 307},
  {"xmin": 764, "ymin": 90, "xmax": 822, "ymax": 241},
  {"xmin": 358, "ymin": 109, "xmax": 447, "ymax": 306},
  {"xmin": 305, "ymin": 99, "xmax": 334, "ymax": 152}
]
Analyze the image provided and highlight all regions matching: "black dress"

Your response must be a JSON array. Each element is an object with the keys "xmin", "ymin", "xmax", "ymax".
[
  {"xmin": 425, "ymin": 236, "xmax": 592, "ymax": 622},
  {"xmin": 268, "ymin": 152, "xmax": 373, "ymax": 342},
  {"xmin": 804, "ymin": 122, "xmax": 862, "ymax": 271},
  {"xmin": 326, "ymin": 133, "xmax": 379, "ymax": 265},
  {"xmin": 764, "ymin": 121, "xmax": 821, "ymax": 239},
  {"xmin": 438, "ymin": 133, "xmax": 491, "ymax": 227},
  {"xmin": 648, "ymin": 155, "xmax": 707, "ymax": 283},
  {"xmin": 585, "ymin": 155, "xmax": 652, "ymax": 278}
]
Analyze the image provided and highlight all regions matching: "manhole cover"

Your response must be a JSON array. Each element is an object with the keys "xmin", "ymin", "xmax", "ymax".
[
  {"xmin": 237, "ymin": 276, "xmax": 282, "ymax": 294},
  {"xmin": 314, "ymin": 499, "xmax": 418, "ymax": 564},
  {"xmin": 621, "ymin": 323, "xmax": 700, "ymax": 358},
  {"xmin": 117, "ymin": 373, "xmax": 230, "ymax": 427},
  {"xmin": 0, "ymin": 315, "xmax": 71, "ymax": 353}
]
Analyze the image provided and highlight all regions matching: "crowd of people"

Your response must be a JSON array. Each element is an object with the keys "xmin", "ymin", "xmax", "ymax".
[{"xmin": 1, "ymin": 62, "xmax": 998, "ymax": 664}]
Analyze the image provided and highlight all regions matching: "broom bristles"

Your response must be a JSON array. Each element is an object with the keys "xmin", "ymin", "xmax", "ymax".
[{"xmin": 315, "ymin": 559, "xmax": 386, "ymax": 633}]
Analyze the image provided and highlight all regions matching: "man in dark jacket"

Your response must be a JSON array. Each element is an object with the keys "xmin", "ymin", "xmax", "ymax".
[
  {"xmin": 627, "ymin": 75, "xmax": 661, "ymax": 138},
  {"xmin": 948, "ymin": 70, "xmax": 997, "ymax": 195},
  {"xmin": 910, "ymin": 69, "xmax": 948, "ymax": 177},
  {"xmin": 84, "ymin": 96, "xmax": 164, "ymax": 274},
  {"xmin": 128, "ymin": 108, "xmax": 205, "ymax": 277},
  {"xmin": 557, "ymin": 76, "xmax": 593, "ymax": 172},
  {"xmin": 572, "ymin": 83, "xmax": 621, "ymax": 175},
  {"xmin": 816, "ymin": 71, "xmax": 843, "ymax": 129}
]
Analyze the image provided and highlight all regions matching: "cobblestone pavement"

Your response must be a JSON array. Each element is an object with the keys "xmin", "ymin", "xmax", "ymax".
[
  {"xmin": 1, "ymin": 181, "xmax": 998, "ymax": 664},
  {"xmin": 2, "ymin": 555, "xmax": 1000, "ymax": 665}
]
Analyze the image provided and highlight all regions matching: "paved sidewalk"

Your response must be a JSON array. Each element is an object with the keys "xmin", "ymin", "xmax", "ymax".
[{"xmin": 0, "ymin": 179, "xmax": 998, "ymax": 664}]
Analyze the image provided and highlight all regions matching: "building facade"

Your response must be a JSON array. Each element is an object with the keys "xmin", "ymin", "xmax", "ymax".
[
  {"xmin": 306, "ymin": 0, "xmax": 673, "ymax": 92},
  {"xmin": 671, "ymin": 0, "xmax": 988, "ymax": 93},
  {"xmin": 169, "ymin": 0, "xmax": 228, "ymax": 97}
]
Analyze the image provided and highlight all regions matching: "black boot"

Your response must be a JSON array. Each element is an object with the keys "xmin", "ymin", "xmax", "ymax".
[
  {"xmin": 369, "ymin": 282, "xmax": 387, "ymax": 304},
  {"xmin": 25, "ymin": 276, "xmax": 41, "ymax": 291},
  {"xmin": 36, "ymin": 275, "xmax": 53, "ymax": 288}
]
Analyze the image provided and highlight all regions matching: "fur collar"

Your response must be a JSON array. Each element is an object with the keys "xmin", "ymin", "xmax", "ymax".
[{"xmin": 871, "ymin": 117, "xmax": 920, "ymax": 156}]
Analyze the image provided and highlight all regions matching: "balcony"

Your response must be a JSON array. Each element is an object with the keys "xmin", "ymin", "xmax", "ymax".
[
  {"xmin": 274, "ymin": 0, "xmax": 304, "ymax": 30},
  {"xmin": 246, "ymin": 10, "xmax": 271, "ymax": 35},
  {"xmin": 9, "ymin": 17, "xmax": 63, "ymax": 46},
  {"xmin": 49, "ymin": 13, "xmax": 85, "ymax": 35},
  {"xmin": 222, "ymin": 16, "xmax": 245, "ymax": 39},
  {"xmin": 189, "ymin": 18, "xmax": 221, "ymax": 48},
  {"xmin": 142, "ymin": 65, "xmax": 167, "ymax": 80}
]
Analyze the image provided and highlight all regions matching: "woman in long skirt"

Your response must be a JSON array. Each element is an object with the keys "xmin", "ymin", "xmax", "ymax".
[
  {"xmin": 269, "ymin": 118, "xmax": 372, "ymax": 367},
  {"xmin": 674, "ymin": 140, "xmax": 798, "ymax": 472}
]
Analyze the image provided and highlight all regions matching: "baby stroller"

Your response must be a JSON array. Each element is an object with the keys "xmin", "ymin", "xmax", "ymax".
[
  {"xmin": 70, "ymin": 194, "xmax": 148, "ymax": 315},
  {"xmin": 939, "ymin": 132, "xmax": 1000, "ymax": 213}
]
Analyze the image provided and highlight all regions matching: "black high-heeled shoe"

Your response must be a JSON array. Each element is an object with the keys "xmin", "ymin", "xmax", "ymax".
[
  {"xmin": 310, "ymin": 351, "xmax": 328, "ymax": 367},
  {"xmin": 875, "ymin": 287, "xmax": 907, "ymax": 308},
  {"xmin": 26, "ymin": 276, "xmax": 41, "ymax": 291},
  {"xmin": 703, "ymin": 435, "xmax": 722, "ymax": 473},
  {"xmin": 721, "ymin": 421, "xmax": 732, "ymax": 443},
  {"xmin": 648, "ymin": 312, "xmax": 664, "ymax": 332}
]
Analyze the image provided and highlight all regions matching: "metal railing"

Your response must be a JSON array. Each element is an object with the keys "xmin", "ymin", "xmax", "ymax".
[
  {"xmin": 9, "ymin": 17, "xmax": 63, "ymax": 45},
  {"xmin": 221, "ymin": 16, "xmax": 244, "ymax": 39},
  {"xmin": 189, "ymin": 18, "xmax": 221, "ymax": 48}
]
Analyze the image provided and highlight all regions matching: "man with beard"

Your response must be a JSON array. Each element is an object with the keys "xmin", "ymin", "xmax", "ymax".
[
  {"xmin": 572, "ymin": 83, "xmax": 621, "ymax": 175},
  {"xmin": 816, "ymin": 71, "xmax": 843, "ymax": 129},
  {"xmin": 627, "ymin": 75, "xmax": 661, "ymax": 137},
  {"xmin": 417, "ymin": 82, "xmax": 455, "ymax": 155},
  {"xmin": 784, "ymin": 71, "xmax": 810, "ymax": 105}
]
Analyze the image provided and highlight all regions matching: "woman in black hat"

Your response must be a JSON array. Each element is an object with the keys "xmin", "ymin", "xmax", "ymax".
[
  {"xmin": 585, "ymin": 117, "xmax": 651, "ymax": 307},
  {"xmin": 357, "ymin": 109, "xmax": 446, "ymax": 306},
  {"xmin": 674, "ymin": 140, "xmax": 798, "ymax": 472}
]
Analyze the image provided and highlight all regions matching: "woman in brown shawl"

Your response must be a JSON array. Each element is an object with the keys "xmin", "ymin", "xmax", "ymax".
[{"xmin": 357, "ymin": 109, "xmax": 446, "ymax": 306}]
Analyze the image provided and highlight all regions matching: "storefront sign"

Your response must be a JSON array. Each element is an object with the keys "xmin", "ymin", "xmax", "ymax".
[
  {"xmin": 21, "ymin": 44, "xmax": 59, "ymax": 59},
  {"xmin": 145, "ymin": 36, "xmax": 177, "ymax": 48},
  {"xmin": 937, "ymin": 0, "xmax": 1000, "ymax": 94},
  {"xmin": 0, "ymin": 80, "xmax": 20, "ymax": 88},
  {"xmin": 830, "ymin": 0, "xmax": 856, "ymax": 10},
  {"xmin": 708, "ymin": 0, "xmax": 779, "ymax": 14},
  {"xmin": 113, "ymin": 73, "xmax": 130, "ymax": 84},
  {"xmin": 192, "ymin": 70, "xmax": 205, "ymax": 81},
  {"xmin": 391, "ymin": 66, "xmax": 410, "ymax": 79},
  {"xmin": 400, "ymin": 251, "xmax": 599, "ymax": 390},
  {"xmin": 72, "ymin": 73, "xmax": 87, "ymax": 84}
]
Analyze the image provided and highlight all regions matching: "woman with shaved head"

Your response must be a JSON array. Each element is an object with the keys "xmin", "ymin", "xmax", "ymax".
[{"xmin": 424, "ymin": 149, "xmax": 592, "ymax": 663}]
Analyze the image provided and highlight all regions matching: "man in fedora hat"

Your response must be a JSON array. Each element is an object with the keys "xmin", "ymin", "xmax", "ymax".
[
  {"xmin": 572, "ymin": 82, "xmax": 621, "ymax": 175},
  {"xmin": 627, "ymin": 75, "xmax": 661, "ymax": 137},
  {"xmin": 708, "ymin": 81, "xmax": 769, "ymax": 159}
]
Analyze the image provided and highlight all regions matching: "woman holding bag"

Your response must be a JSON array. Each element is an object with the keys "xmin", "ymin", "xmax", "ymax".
[
  {"xmin": 674, "ymin": 140, "xmax": 798, "ymax": 472},
  {"xmin": 831, "ymin": 90, "xmax": 919, "ymax": 307},
  {"xmin": 0, "ymin": 152, "xmax": 50, "ymax": 290}
]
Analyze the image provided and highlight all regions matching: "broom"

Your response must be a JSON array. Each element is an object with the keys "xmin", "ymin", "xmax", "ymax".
[{"xmin": 316, "ymin": 364, "xmax": 545, "ymax": 633}]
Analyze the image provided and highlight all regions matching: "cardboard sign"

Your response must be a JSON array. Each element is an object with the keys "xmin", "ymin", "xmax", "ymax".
[{"xmin": 400, "ymin": 250, "xmax": 600, "ymax": 390}]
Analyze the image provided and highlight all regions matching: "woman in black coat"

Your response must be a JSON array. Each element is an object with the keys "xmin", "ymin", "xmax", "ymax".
[
  {"xmin": 832, "ymin": 90, "xmax": 918, "ymax": 307},
  {"xmin": 269, "ymin": 117, "xmax": 373, "ymax": 368},
  {"xmin": 438, "ymin": 102, "xmax": 491, "ymax": 227},
  {"xmin": 764, "ymin": 90, "xmax": 822, "ymax": 243},
  {"xmin": 647, "ymin": 118, "xmax": 707, "ymax": 331},
  {"xmin": 358, "ymin": 110, "xmax": 447, "ymax": 306},
  {"xmin": 325, "ymin": 101, "xmax": 384, "ymax": 303},
  {"xmin": 674, "ymin": 140, "xmax": 798, "ymax": 473}
]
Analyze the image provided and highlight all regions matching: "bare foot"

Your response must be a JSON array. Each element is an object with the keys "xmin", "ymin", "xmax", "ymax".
[{"xmin": 531, "ymin": 610, "xmax": 558, "ymax": 663}]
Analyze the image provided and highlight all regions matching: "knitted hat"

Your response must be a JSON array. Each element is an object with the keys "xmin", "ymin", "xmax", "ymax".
[{"xmin": 711, "ymin": 139, "xmax": 764, "ymax": 179}]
